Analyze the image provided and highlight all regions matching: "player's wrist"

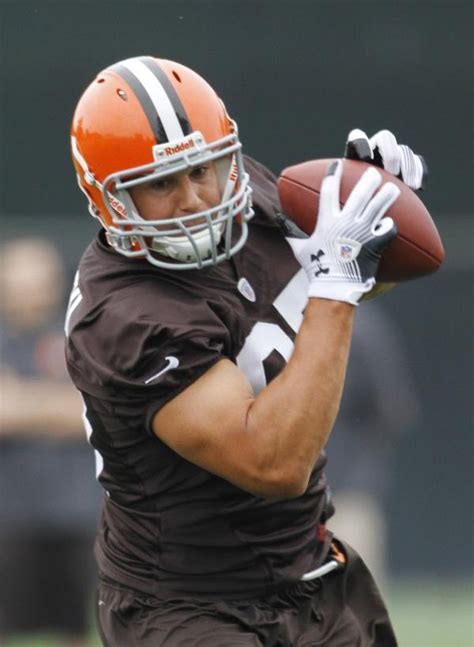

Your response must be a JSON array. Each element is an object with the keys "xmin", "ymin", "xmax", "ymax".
[
  {"xmin": 307, "ymin": 277, "xmax": 376, "ymax": 306},
  {"xmin": 305, "ymin": 296, "xmax": 356, "ymax": 314}
]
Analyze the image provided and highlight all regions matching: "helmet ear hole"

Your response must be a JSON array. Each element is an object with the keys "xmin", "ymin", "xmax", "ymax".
[{"xmin": 172, "ymin": 70, "xmax": 182, "ymax": 83}]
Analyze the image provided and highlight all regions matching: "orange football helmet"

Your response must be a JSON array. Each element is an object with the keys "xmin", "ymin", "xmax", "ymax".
[{"xmin": 71, "ymin": 56, "xmax": 253, "ymax": 269}]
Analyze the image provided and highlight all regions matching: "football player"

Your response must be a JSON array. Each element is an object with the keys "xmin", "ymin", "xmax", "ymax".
[{"xmin": 66, "ymin": 56, "xmax": 424, "ymax": 646}]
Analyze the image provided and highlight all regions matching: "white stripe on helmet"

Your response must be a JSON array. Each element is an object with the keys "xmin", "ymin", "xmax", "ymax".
[{"xmin": 120, "ymin": 58, "xmax": 184, "ymax": 142}]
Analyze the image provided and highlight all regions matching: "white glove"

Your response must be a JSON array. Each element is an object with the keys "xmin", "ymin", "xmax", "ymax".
[
  {"xmin": 286, "ymin": 160, "xmax": 399, "ymax": 305},
  {"xmin": 345, "ymin": 128, "xmax": 427, "ymax": 190}
]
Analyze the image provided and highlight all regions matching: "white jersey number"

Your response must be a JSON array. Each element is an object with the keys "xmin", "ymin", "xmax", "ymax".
[{"xmin": 237, "ymin": 269, "xmax": 308, "ymax": 394}]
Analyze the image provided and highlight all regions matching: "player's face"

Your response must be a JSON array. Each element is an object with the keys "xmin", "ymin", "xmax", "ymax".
[{"xmin": 129, "ymin": 163, "xmax": 221, "ymax": 223}]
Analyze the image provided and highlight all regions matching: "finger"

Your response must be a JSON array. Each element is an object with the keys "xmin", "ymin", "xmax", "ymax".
[
  {"xmin": 344, "ymin": 128, "xmax": 372, "ymax": 161},
  {"xmin": 398, "ymin": 145, "xmax": 424, "ymax": 190},
  {"xmin": 369, "ymin": 130, "xmax": 401, "ymax": 176},
  {"xmin": 343, "ymin": 166, "xmax": 382, "ymax": 220},
  {"xmin": 418, "ymin": 155, "xmax": 428, "ymax": 189},
  {"xmin": 319, "ymin": 159, "xmax": 343, "ymax": 218},
  {"xmin": 365, "ymin": 220, "xmax": 398, "ymax": 257},
  {"xmin": 373, "ymin": 215, "xmax": 396, "ymax": 238},
  {"xmin": 360, "ymin": 181, "xmax": 400, "ymax": 227}
]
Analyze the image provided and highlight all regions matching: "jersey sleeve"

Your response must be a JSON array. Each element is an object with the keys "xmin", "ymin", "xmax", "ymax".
[
  {"xmin": 128, "ymin": 319, "xmax": 226, "ymax": 435},
  {"xmin": 67, "ymin": 287, "xmax": 231, "ymax": 436}
]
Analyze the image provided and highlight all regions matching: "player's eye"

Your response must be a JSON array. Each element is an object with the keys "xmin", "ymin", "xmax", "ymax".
[
  {"xmin": 151, "ymin": 178, "xmax": 171, "ymax": 190},
  {"xmin": 190, "ymin": 165, "xmax": 209, "ymax": 179}
]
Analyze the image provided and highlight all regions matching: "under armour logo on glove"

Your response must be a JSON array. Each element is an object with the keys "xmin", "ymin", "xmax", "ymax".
[{"xmin": 310, "ymin": 250, "xmax": 329, "ymax": 277}]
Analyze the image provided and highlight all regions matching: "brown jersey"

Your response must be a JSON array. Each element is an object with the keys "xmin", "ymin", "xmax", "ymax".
[{"xmin": 65, "ymin": 157, "xmax": 334, "ymax": 599}]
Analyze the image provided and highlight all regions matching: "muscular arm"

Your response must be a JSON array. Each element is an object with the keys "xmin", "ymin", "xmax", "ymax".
[{"xmin": 152, "ymin": 298, "xmax": 355, "ymax": 498}]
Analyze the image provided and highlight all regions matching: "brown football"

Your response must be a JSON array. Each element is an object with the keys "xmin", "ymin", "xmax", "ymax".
[{"xmin": 277, "ymin": 158, "xmax": 445, "ymax": 282}]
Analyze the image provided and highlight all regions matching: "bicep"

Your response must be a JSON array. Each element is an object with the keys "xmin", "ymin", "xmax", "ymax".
[{"xmin": 152, "ymin": 358, "xmax": 260, "ymax": 489}]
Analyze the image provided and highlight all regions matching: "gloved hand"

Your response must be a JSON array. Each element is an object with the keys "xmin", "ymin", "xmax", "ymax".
[
  {"xmin": 344, "ymin": 128, "xmax": 427, "ymax": 190},
  {"xmin": 286, "ymin": 159, "xmax": 399, "ymax": 305}
]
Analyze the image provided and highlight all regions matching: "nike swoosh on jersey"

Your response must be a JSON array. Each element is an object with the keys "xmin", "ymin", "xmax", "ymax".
[{"xmin": 144, "ymin": 356, "xmax": 180, "ymax": 384}]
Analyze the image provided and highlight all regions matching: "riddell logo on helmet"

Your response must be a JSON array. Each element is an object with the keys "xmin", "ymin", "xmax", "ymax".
[
  {"xmin": 229, "ymin": 161, "xmax": 238, "ymax": 182},
  {"xmin": 107, "ymin": 192, "xmax": 127, "ymax": 217},
  {"xmin": 164, "ymin": 140, "xmax": 196, "ymax": 156},
  {"xmin": 153, "ymin": 132, "xmax": 204, "ymax": 162}
]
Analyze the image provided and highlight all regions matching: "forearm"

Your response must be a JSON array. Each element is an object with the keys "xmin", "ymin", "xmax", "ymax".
[{"xmin": 245, "ymin": 298, "xmax": 355, "ymax": 495}]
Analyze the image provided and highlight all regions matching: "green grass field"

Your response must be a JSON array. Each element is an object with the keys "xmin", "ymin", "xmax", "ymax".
[
  {"xmin": 5, "ymin": 578, "xmax": 473, "ymax": 647},
  {"xmin": 387, "ymin": 579, "xmax": 473, "ymax": 647}
]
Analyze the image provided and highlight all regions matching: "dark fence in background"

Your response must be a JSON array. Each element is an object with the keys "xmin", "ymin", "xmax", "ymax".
[{"xmin": 1, "ymin": 0, "xmax": 472, "ymax": 577}]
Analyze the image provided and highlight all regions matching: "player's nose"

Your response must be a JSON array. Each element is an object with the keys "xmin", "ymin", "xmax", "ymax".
[{"xmin": 175, "ymin": 177, "xmax": 205, "ymax": 215}]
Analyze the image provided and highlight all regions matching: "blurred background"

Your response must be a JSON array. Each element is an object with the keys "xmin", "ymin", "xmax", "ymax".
[{"xmin": 0, "ymin": 0, "xmax": 472, "ymax": 645}]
